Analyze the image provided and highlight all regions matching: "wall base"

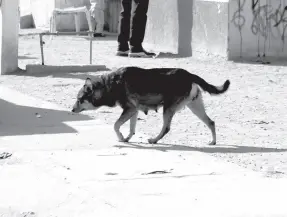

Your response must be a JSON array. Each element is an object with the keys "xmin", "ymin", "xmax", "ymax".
[{"xmin": 26, "ymin": 64, "xmax": 107, "ymax": 74}]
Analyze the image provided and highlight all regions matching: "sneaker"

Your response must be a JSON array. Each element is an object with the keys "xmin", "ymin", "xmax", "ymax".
[
  {"xmin": 116, "ymin": 49, "xmax": 129, "ymax": 57},
  {"xmin": 116, "ymin": 43, "xmax": 130, "ymax": 57},
  {"xmin": 129, "ymin": 47, "xmax": 156, "ymax": 58},
  {"xmin": 93, "ymin": 33, "xmax": 106, "ymax": 37}
]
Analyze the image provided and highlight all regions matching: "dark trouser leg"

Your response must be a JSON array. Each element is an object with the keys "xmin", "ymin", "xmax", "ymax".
[
  {"xmin": 117, "ymin": 0, "xmax": 132, "ymax": 50},
  {"xmin": 129, "ymin": 0, "xmax": 149, "ymax": 49}
]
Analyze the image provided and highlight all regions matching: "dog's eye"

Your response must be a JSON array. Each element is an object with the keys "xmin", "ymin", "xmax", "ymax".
[
  {"xmin": 84, "ymin": 85, "xmax": 93, "ymax": 94},
  {"xmin": 86, "ymin": 91, "xmax": 93, "ymax": 96},
  {"xmin": 79, "ymin": 92, "xmax": 92, "ymax": 103}
]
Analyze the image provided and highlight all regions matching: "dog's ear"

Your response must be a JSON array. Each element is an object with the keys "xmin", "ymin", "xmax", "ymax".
[
  {"xmin": 84, "ymin": 78, "xmax": 93, "ymax": 92},
  {"xmin": 85, "ymin": 78, "xmax": 93, "ymax": 87}
]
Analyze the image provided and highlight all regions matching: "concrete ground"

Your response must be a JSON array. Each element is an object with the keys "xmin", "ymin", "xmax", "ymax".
[{"xmin": 0, "ymin": 30, "xmax": 287, "ymax": 216}]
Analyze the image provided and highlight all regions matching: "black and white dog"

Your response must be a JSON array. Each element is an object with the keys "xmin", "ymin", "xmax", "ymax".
[{"xmin": 72, "ymin": 66, "xmax": 230, "ymax": 145}]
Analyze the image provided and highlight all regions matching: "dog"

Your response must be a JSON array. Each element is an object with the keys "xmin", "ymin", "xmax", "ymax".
[{"xmin": 72, "ymin": 66, "xmax": 230, "ymax": 145}]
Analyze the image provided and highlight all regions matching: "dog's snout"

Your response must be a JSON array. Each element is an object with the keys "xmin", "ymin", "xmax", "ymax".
[{"xmin": 72, "ymin": 101, "xmax": 80, "ymax": 113}]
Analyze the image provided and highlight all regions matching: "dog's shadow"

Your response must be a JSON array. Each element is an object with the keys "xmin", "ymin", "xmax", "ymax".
[{"xmin": 115, "ymin": 142, "xmax": 287, "ymax": 154}]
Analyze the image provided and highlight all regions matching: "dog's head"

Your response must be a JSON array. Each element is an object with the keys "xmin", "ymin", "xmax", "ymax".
[{"xmin": 72, "ymin": 77, "xmax": 104, "ymax": 113}]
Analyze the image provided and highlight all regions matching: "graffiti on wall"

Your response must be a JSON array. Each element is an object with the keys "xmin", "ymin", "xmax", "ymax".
[
  {"xmin": 231, "ymin": 0, "xmax": 287, "ymax": 58},
  {"xmin": 231, "ymin": 0, "xmax": 246, "ymax": 57}
]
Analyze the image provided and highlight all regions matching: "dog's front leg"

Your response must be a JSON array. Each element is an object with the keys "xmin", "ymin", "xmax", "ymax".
[
  {"xmin": 148, "ymin": 109, "xmax": 175, "ymax": 144},
  {"xmin": 124, "ymin": 111, "xmax": 138, "ymax": 142},
  {"xmin": 114, "ymin": 107, "xmax": 137, "ymax": 142}
]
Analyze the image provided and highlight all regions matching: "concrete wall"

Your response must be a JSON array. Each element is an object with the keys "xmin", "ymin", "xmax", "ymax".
[
  {"xmin": 20, "ymin": 0, "xmax": 31, "ymax": 16},
  {"xmin": 19, "ymin": 0, "xmax": 34, "ymax": 28},
  {"xmin": 20, "ymin": 14, "xmax": 34, "ymax": 29},
  {"xmin": 193, "ymin": 0, "xmax": 228, "ymax": 57},
  {"xmin": 30, "ymin": 0, "xmax": 55, "ymax": 30},
  {"xmin": 143, "ymin": 0, "xmax": 179, "ymax": 54},
  {"xmin": 54, "ymin": 0, "xmax": 90, "ymax": 31},
  {"xmin": 107, "ymin": 0, "xmax": 121, "ymax": 33},
  {"xmin": 144, "ymin": 0, "xmax": 228, "ymax": 57},
  {"xmin": 0, "ymin": 0, "xmax": 19, "ymax": 75},
  {"xmin": 30, "ymin": 0, "xmax": 91, "ymax": 31},
  {"xmin": 143, "ymin": 0, "xmax": 287, "ymax": 59},
  {"xmin": 143, "ymin": 0, "xmax": 193, "ymax": 56},
  {"xmin": 229, "ymin": 0, "xmax": 287, "ymax": 60},
  {"xmin": 30, "ymin": 0, "xmax": 111, "ymax": 31}
]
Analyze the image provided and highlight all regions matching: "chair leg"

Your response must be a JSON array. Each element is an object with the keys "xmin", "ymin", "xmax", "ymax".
[
  {"xmin": 50, "ymin": 11, "xmax": 57, "ymax": 33},
  {"xmin": 74, "ymin": 13, "xmax": 80, "ymax": 34}
]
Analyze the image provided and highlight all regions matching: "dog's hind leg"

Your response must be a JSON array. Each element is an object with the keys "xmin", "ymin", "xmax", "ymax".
[
  {"xmin": 148, "ymin": 107, "xmax": 175, "ymax": 144},
  {"xmin": 114, "ymin": 107, "xmax": 137, "ymax": 142},
  {"xmin": 187, "ymin": 92, "xmax": 216, "ymax": 145},
  {"xmin": 124, "ymin": 111, "xmax": 139, "ymax": 142}
]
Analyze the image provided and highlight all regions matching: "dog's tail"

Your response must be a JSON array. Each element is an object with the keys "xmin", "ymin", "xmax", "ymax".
[{"xmin": 192, "ymin": 74, "xmax": 230, "ymax": 95}]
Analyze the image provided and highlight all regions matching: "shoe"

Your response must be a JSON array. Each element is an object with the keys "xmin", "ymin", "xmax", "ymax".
[
  {"xmin": 93, "ymin": 33, "xmax": 106, "ymax": 37},
  {"xmin": 116, "ymin": 50, "xmax": 129, "ymax": 57},
  {"xmin": 116, "ymin": 43, "xmax": 130, "ymax": 57},
  {"xmin": 129, "ymin": 46, "xmax": 156, "ymax": 58}
]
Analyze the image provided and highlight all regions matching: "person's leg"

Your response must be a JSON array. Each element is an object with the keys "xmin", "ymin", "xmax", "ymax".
[
  {"xmin": 90, "ymin": 0, "xmax": 105, "ymax": 37},
  {"xmin": 93, "ymin": 8, "xmax": 105, "ymax": 37},
  {"xmin": 117, "ymin": 0, "xmax": 132, "ymax": 56},
  {"xmin": 89, "ymin": 2, "xmax": 97, "ymax": 30},
  {"xmin": 129, "ymin": 0, "xmax": 155, "ymax": 57}
]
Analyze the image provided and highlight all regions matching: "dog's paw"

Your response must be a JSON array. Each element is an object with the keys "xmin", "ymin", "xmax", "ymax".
[
  {"xmin": 148, "ymin": 138, "xmax": 158, "ymax": 144},
  {"xmin": 122, "ymin": 133, "xmax": 134, "ymax": 143},
  {"xmin": 208, "ymin": 141, "xmax": 216, "ymax": 146},
  {"xmin": 117, "ymin": 134, "xmax": 125, "ymax": 143},
  {"xmin": 118, "ymin": 137, "xmax": 130, "ymax": 143},
  {"xmin": 122, "ymin": 137, "xmax": 131, "ymax": 143}
]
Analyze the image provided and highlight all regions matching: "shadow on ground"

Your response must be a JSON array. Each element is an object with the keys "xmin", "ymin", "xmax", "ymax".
[
  {"xmin": 155, "ymin": 52, "xmax": 189, "ymax": 59},
  {"xmin": 82, "ymin": 35, "xmax": 117, "ymax": 42},
  {"xmin": 10, "ymin": 67, "xmax": 112, "ymax": 81},
  {"xmin": 0, "ymin": 98, "xmax": 92, "ymax": 136},
  {"xmin": 231, "ymin": 57, "xmax": 287, "ymax": 66},
  {"xmin": 115, "ymin": 142, "xmax": 287, "ymax": 154},
  {"xmin": 18, "ymin": 55, "xmax": 38, "ymax": 60}
]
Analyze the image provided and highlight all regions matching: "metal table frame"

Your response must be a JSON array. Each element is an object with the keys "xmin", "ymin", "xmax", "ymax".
[{"xmin": 39, "ymin": 31, "xmax": 94, "ymax": 65}]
